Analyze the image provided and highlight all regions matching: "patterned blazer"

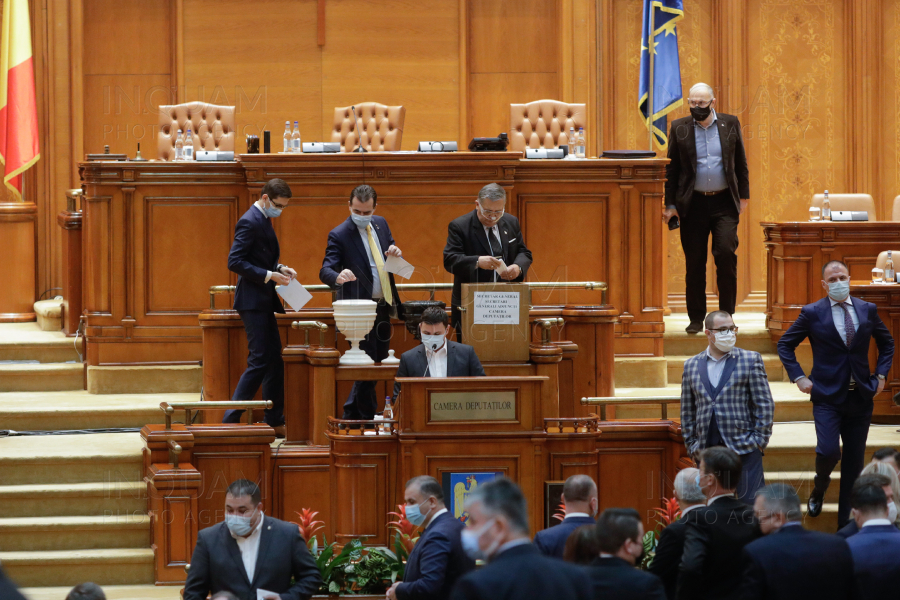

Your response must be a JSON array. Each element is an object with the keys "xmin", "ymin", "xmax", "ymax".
[{"xmin": 680, "ymin": 346, "xmax": 774, "ymax": 456}]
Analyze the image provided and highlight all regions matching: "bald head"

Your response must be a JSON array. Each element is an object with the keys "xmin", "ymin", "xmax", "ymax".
[{"xmin": 562, "ymin": 474, "xmax": 598, "ymax": 516}]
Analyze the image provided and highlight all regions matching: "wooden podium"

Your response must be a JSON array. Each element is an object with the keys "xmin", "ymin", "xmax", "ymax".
[{"xmin": 460, "ymin": 283, "xmax": 530, "ymax": 362}]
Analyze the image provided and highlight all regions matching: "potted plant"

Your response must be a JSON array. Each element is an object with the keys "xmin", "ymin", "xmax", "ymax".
[{"xmin": 640, "ymin": 496, "xmax": 681, "ymax": 570}]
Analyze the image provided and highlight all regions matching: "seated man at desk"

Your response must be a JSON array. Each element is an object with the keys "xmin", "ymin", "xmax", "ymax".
[{"xmin": 393, "ymin": 307, "xmax": 485, "ymax": 402}]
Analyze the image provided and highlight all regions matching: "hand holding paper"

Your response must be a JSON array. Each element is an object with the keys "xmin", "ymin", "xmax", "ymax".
[
  {"xmin": 384, "ymin": 254, "xmax": 415, "ymax": 280},
  {"xmin": 276, "ymin": 278, "xmax": 313, "ymax": 311}
]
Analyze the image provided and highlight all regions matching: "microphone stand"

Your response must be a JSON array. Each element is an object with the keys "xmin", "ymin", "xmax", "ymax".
[{"xmin": 351, "ymin": 105, "xmax": 367, "ymax": 153}]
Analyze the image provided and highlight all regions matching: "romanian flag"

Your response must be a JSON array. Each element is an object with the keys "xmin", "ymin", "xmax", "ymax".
[
  {"xmin": 639, "ymin": 0, "xmax": 684, "ymax": 151},
  {"xmin": 0, "ymin": 0, "xmax": 40, "ymax": 201}
]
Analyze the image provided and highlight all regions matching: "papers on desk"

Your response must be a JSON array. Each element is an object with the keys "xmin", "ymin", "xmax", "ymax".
[
  {"xmin": 384, "ymin": 255, "xmax": 415, "ymax": 280},
  {"xmin": 276, "ymin": 278, "xmax": 313, "ymax": 310}
]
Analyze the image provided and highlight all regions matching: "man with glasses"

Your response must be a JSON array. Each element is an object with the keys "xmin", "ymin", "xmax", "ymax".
[
  {"xmin": 443, "ymin": 183, "xmax": 533, "ymax": 340},
  {"xmin": 680, "ymin": 310, "xmax": 774, "ymax": 503},
  {"xmin": 663, "ymin": 83, "xmax": 750, "ymax": 334}
]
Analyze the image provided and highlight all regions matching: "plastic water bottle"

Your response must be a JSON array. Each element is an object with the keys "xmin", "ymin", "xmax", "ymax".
[
  {"xmin": 575, "ymin": 127, "xmax": 586, "ymax": 158},
  {"xmin": 382, "ymin": 396, "xmax": 393, "ymax": 434},
  {"xmin": 174, "ymin": 130, "xmax": 184, "ymax": 161},
  {"xmin": 567, "ymin": 126, "xmax": 576, "ymax": 158},
  {"xmin": 292, "ymin": 121, "xmax": 301, "ymax": 153},
  {"xmin": 184, "ymin": 128, "xmax": 194, "ymax": 160},
  {"xmin": 283, "ymin": 121, "xmax": 291, "ymax": 152},
  {"xmin": 887, "ymin": 251, "xmax": 896, "ymax": 284},
  {"xmin": 822, "ymin": 190, "xmax": 831, "ymax": 221}
]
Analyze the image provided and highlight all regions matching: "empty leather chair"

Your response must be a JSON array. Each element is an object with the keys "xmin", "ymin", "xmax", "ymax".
[
  {"xmin": 891, "ymin": 195, "xmax": 900, "ymax": 221},
  {"xmin": 332, "ymin": 103, "xmax": 405, "ymax": 152},
  {"xmin": 810, "ymin": 193, "xmax": 877, "ymax": 220},
  {"xmin": 509, "ymin": 100, "xmax": 586, "ymax": 153},
  {"xmin": 874, "ymin": 251, "xmax": 900, "ymax": 271},
  {"xmin": 158, "ymin": 102, "xmax": 235, "ymax": 161}
]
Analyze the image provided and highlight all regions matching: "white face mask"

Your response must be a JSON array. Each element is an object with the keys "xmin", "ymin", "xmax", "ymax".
[
  {"xmin": 713, "ymin": 330, "xmax": 736, "ymax": 353},
  {"xmin": 461, "ymin": 518, "xmax": 499, "ymax": 561},
  {"xmin": 224, "ymin": 507, "xmax": 257, "ymax": 537},
  {"xmin": 421, "ymin": 333, "xmax": 446, "ymax": 352},
  {"xmin": 827, "ymin": 279, "xmax": 850, "ymax": 302},
  {"xmin": 889, "ymin": 501, "xmax": 898, "ymax": 523}
]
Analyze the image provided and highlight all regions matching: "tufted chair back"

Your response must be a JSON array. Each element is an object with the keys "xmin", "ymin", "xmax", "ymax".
[
  {"xmin": 157, "ymin": 102, "xmax": 236, "ymax": 161},
  {"xmin": 811, "ymin": 193, "xmax": 877, "ymax": 221},
  {"xmin": 331, "ymin": 103, "xmax": 405, "ymax": 152},
  {"xmin": 509, "ymin": 100, "xmax": 586, "ymax": 153}
]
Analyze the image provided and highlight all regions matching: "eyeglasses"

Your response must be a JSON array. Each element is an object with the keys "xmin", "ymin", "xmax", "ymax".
[
  {"xmin": 688, "ymin": 99, "xmax": 713, "ymax": 108},
  {"xmin": 709, "ymin": 326, "xmax": 738, "ymax": 333},
  {"xmin": 270, "ymin": 199, "xmax": 289, "ymax": 209},
  {"xmin": 478, "ymin": 203, "xmax": 504, "ymax": 218}
]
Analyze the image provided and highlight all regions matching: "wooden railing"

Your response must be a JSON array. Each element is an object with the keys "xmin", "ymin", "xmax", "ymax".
[
  {"xmin": 580, "ymin": 396, "xmax": 681, "ymax": 421},
  {"xmin": 159, "ymin": 400, "xmax": 273, "ymax": 429}
]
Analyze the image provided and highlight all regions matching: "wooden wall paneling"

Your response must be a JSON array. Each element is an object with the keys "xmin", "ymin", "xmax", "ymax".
[
  {"xmin": 882, "ymin": 0, "xmax": 900, "ymax": 220},
  {"xmin": 146, "ymin": 464, "xmax": 201, "ymax": 583},
  {"xmin": 571, "ymin": 0, "xmax": 599, "ymax": 157},
  {"xmin": 190, "ymin": 440, "xmax": 272, "ymax": 530},
  {"xmin": 272, "ymin": 448, "xmax": 332, "ymax": 530},
  {"xmin": 0, "ymin": 203, "xmax": 38, "ymax": 320},
  {"xmin": 597, "ymin": 441, "xmax": 669, "ymax": 527},
  {"xmin": 58, "ymin": 198, "xmax": 83, "ymax": 335}
]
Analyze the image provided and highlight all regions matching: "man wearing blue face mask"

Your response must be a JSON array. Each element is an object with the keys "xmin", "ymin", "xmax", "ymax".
[
  {"xmin": 386, "ymin": 476, "xmax": 475, "ymax": 600},
  {"xmin": 680, "ymin": 310, "xmax": 774, "ymax": 504},
  {"xmin": 778, "ymin": 260, "xmax": 894, "ymax": 529},
  {"xmin": 225, "ymin": 179, "xmax": 296, "ymax": 433}
]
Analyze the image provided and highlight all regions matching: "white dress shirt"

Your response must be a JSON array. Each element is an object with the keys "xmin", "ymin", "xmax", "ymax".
[
  {"xmin": 861, "ymin": 518, "xmax": 892, "ymax": 528},
  {"xmin": 425, "ymin": 507, "xmax": 449, "ymax": 529},
  {"xmin": 705, "ymin": 348, "xmax": 732, "ymax": 389},
  {"xmin": 708, "ymin": 493, "xmax": 734, "ymax": 506},
  {"xmin": 563, "ymin": 512, "xmax": 591, "ymax": 520},
  {"xmin": 484, "ymin": 224, "xmax": 501, "ymax": 282},
  {"xmin": 230, "ymin": 512, "xmax": 265, "ymax": 583},
  {"xmin": 425, "ymin": 341, "xmax": 448, "ymax": 378},
  {"xmin": 357, "ymin": 224, "xmax": 384, "ymax": 298}
]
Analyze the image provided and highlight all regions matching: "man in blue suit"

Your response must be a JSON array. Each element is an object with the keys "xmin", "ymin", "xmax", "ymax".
[
  {"xmin": 320, "ymin": 185, "xmax": 403, "ymax": 419},
  {"xmin": 533, "ymin": 474, "xmax": 597, "ymax": 558},
  {"xmin": 741, "ymin": 483, "xmax": 854, "ymax": 600},
  {"xmin": 225, "ymin": 179, "xmax": 297, "ymax": 431},
  {"xmin": 778, "ymin": 260, "xmax": 894, "ymax": 527},
  {"xmin": 846, "ymin": 474, "xmax": 900, "ymax": 600},
  {"xmin": 387, "ymin": 476, "xmax": 475, "ymax": 600},
  {"xmin": 681, "ymin": 310, "xmax": 775, "ymax": 503},
  {"xmin": 589, "ymin": 508, "xmax": 667, "ymax": 600}
]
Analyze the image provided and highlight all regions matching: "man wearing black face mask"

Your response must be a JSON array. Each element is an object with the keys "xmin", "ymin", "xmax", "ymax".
[{"xmin": 663, "ymin": 83, "xmax": 749, "ymax": 334}]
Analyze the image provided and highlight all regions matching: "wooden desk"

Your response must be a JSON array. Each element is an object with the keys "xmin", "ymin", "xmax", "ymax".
[
  {"xmin": 79, "ymin": 154, "xmax": 666, "ymax": 366},
  {"xmin": 848, "ymin": 282, "xmax": 900, "ymax": 415}
]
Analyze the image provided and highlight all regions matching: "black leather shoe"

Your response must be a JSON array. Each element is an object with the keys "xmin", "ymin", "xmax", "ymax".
[
  {"xmin": 685, "ymin": 321, "xmax": 704, "ymax": 334},
  {"xmin": 807, "ymin": 489, "xmax": 825, "ymax": 517}
]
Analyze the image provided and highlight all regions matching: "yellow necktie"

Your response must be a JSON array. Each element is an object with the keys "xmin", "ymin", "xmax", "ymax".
[{"xmin": 367, "ymin": 225, "xmax": 393, "ymax": 306}]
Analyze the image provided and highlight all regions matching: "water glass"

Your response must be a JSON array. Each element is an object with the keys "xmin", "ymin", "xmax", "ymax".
[
  {"xmin": 872, "ymin": 268, "xmax": 884, "ymax": 284},
  {"xmin": 809, "ymin": 206, "xmax": 821, "ymax": 221}
]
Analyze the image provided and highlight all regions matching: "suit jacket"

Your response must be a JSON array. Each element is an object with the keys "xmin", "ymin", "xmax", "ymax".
[
  {"xmin": 319, "ymin": 216, "xmax": 401, "ymax": 312},
  {"xmin": 649, "ymin": 507, "xmax": 703, "ymax": 600},
  {"xmin": 588, "ymin": 556, "xmax": 667, "ymax": 600},
  {"xmin": 740, "ymin": 525, "xmax": 854, "ymax": 600},
  {"xmin": 0, "ymin": 567, "xmax": 27, "ymax": 600},
  {"xmin": 396, "ymin": 511, "xmax": 475, "ymax": 600},
  {"xmin": 448, "ymin": 543, "xmax": 592, "ymax": 600},
  {"xmin": 392, "ymin": 340, "xmax": 486, "ymax": 400},
  {"xmin": 228, "ymin": 206, "xmax": 285, "ymax": 313},
  {"xmin": 677, "ymin": 497, "xmax": 760, "ymax": 600},
  {"xmin": 846, "ymin": 524, "xmax": 900, "ymax": 600},
  {"xmin": 183, "ymin": 515, "xmax": 321, "ymax": 600},
  {"xmin": 443, "ymin": 211, "xmax": 533, "ymax": 312},
  {"xmin": 777, "ymin": 296, "xmax": 894, "ymax": 404},
  {"xmin": 664, "ymin": 113, "xmax": 750, "ymax": 217},
  {"xmin": 533, "ymin": 515, "xmax": 596, "ymax": 558},
  {"xmin": 836, "ymin": 520, "xmax": 859, "ymax": 539},
  {"xmin": 680, "ymin": 347, "xmax": 775, "ymax": 456}
]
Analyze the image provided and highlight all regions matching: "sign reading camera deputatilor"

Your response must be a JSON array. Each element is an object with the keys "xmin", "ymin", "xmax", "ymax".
[
  {"xmin": 472, "ymin": 291, "xmax": 520, "ymax": 325},
  {"xmin": 429, "ymin": 391, "xmax": 517, "ymax": 421}
]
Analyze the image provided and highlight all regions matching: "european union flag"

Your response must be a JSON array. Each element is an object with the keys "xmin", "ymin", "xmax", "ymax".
[{"xmin": 639, "ymin": 0, "xmax": 684, "ymax": 151}]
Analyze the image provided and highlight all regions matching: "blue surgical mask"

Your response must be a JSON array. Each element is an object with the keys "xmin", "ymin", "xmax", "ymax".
[
  {"xmin": 262, "ymin": 198, "xmax": 283, "ymax": 218},
  {"xmin": 351, "ymin": 213, "xmax": 372, "ymax": 228},
  {"xmin": 461, "ymin": 518, "xmax": 497, "ymax": 561},
  {"xmin": 422, "ymin": 333, "xmax": 445, "ymax": 352},
  {"xmin": 224, "ymin": 508, "xmax": 256, "ymax": 537},
  {"xmin": 405, "ymin": 501, "xmax": 430, "ymax": 527},
  {"xmin": 828, "ymin": 279, "xmax": 850, "ymax": 302}
]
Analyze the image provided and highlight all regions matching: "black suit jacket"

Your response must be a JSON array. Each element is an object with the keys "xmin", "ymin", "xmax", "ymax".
[
  {"xmin": 649, "ymin": 507, "xmax": 702, "ymax": 600},
  {"xmin": 837, "ymin": 520, "xmax": 859, "ymax": 539},
  {"xmin": 677, "ymin": 497, "xmax": 760, "ymax": 600},
  {"xmin": 448, "ymin": 543, "xmax": 592, "ymax": 600},
  {"xmin": 740, "ymin": 525, "xmax": 854, "ymax": 600},
  {"xmin": 443, "ymin": 211, "xmax": 533, "ymax": 312},
  {"xmin": 0, "ymin": 567, "xmax": 27, "ymax": 600},
  {"xmin": 393, "ymin": 340, "xmax": 485, "ymax": 400},
  {"xmin": 533, "ymin": 515, "xmax": 596, "ymax": 558},
  {"xmin": 588, "ymin": 556, "xmax": 667, "ymax": 600},
  {"xmin": 397, "ymin": 511, "xmax": 475, "ymax": 600},
  {"xmin": 665, "ymin": 113, "xmax": 750, "ymax": 217},
  {"xmin": 183, "ymin": 516, "xmax": 321, "ymax": 600},
  {"xmin": 228, "ymin": 206, "xmax": 285, "ymax": 313},
  {"xmin": 319, "ymin": 215, "xmax": 401, "ymax": 312}
]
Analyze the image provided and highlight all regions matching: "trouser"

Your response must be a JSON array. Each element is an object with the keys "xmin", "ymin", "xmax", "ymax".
[
  {"xmin": 705, "ymin": 411, "xmax": 766, "ymax": 505},
  {"xmin": 343, "ymin": 301, "xmax": 393, "ymax": 420},
  {"xmin": 812, "ymin": 390, "xmax": 873, "ymax": 529},
  {"xmin": 224, "ymin": 309, "xmax": 284, "ymax": 427},
  {"xmin": 681, "ymin": 189, "xmax": 739, "ymax": 323}
]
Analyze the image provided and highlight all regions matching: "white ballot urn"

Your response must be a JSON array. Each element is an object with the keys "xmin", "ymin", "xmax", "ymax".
[{"xmin": 332, "ymin": 299, "xmax": 377, "ymax": 365}]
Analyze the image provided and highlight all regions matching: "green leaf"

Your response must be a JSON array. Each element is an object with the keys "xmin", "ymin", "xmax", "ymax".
[{"xmin": 328, "ymin": 581, "xmax": 341, "ymax": 594}]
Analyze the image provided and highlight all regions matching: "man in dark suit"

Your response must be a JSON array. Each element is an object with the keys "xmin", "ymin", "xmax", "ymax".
[
  {"xmin": 443, "ymin": 183, "xmax": 533, "ymax": 341},
  {"xmin": 846, "ymin": 474, "xmax": 900, "ymax": 600},
  {"xmin": 387, "ymin": 476, "xmax": 475, "ymax": 600},
  {"xmin": 320, "ymin": 184, "xmax": 403, "ymax": 419},
  {"xmin": 534, "ymin": 474, "xmax": 597, "ymax": 558},
  {"xmin": 588, "ymin": 508, "xmax": 667, "ymax": 600},
  {"xmin": 650, "ymin": 468, "xmax": 707, "ymax": 600},
  {"xmin": 0, "ymin": 566, "xmax": 27, "ymax": 600},
  {"xmin": 663, "ymin": 83, "xmax": 749, "ymax": 334},
  {"xmin": 448, "ymin": 477, "xmax": 592, "ymax": 600},
  {"xmin": 225, "ymin": 179, "xmax": 297, "ymax": 431},
  {"xmin": 777, "ymin": 259, "xmax": 894, "ymax": 528},
  {"xmin": 392, "ymin": 307, "xmax": 484, "ymax": 402},
  {"xmin": 871, "ymin": 446, "xmax": 900, "ymax": 474},
  {"xmin": 183, "ymin": 479, "xmax": 321, "ymax": 600},
  {"xmin": 741, "ymin": 483, "xmax": 854, "ymax": 600},
  {"xmin": 677, "ymin": 447, "xmax": 760, "ymax": 600}
]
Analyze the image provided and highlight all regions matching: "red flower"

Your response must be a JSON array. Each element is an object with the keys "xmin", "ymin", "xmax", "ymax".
[
  {"xmin": 552, "ymin": 500, "xmax": 567, "ymax": 523},
  {"xmin": 292, "ymin": 508, "xmax": 325, "ymax": 544},
  {"xmin": 388, "ymin": 504, "xmax": 420, "ymax": 554},
  {"xmin": 650, "ymin": 497, "xmax": 681, "ymax": 531}
]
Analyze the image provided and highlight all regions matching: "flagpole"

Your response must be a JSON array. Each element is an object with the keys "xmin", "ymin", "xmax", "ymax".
[{"xmin": 648, "ymin": 1, "xmax": 655, "ymax": 152}]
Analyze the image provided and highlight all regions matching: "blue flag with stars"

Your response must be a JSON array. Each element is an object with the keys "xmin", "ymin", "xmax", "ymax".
[{"xmin": 639, "ymin": 0, "xmax": 684, "ymax": 151}]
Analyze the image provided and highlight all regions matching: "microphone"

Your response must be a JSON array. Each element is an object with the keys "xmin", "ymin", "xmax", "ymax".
[{"xmin": 351, "ymin": 106, "xmax": 367, "ymax": 153}]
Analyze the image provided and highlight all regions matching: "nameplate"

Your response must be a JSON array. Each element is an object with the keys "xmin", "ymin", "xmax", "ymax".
[
  {"xmin": 429, "ymin": 391, "xmax": 516, "ymax": 421},
  {"xmin": 473, "ymin": 291, "xmax": 520, "ymax": 325}
]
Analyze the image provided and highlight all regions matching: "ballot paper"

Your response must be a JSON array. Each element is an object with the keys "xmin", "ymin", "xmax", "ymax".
[
  {"xmin": 495, "ymin": 259, "xmax": 509, "ymax": 277},
  {"xmin": 257, "ymin": 589, "xmax": 278, "ymax": 600},
  {"xmin": 384, "ymin": 254, "xmax": 415, "ymax": 280},
  {"xmin": 276, "ymin": 278, "xmax": 313, "ymax": 310}
]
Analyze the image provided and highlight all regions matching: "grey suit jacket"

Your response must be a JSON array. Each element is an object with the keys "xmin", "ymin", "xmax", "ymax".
[
  {"xmin": 392, "ymin": 340, "xmax": 485, "ymax": 401},
  {"xmin": 183, "ymin": 515, "xmax": 321, "ymax": 600}
]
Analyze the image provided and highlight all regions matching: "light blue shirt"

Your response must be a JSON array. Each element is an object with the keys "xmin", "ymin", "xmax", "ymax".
[
  {"xmin": 357, "ymin": 224, "xmax": 384, "ymax": 298},
  {"xmin": 705, "ymin": 348, "xmax": 731, "ymax": 388},
  {"xmin": 693, "ymin": 110, "xmax": 727, "ymax": 193}
]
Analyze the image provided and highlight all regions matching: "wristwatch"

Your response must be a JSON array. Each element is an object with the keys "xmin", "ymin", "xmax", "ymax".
[{"xmin": 877, "ymin": 374, "xmax": 886, "ymax": 380}]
